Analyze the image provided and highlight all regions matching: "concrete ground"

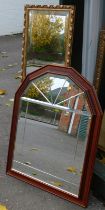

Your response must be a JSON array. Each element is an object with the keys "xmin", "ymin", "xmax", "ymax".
[{"xmin": 0, "ymin": 34, "xmax": 104, "ymax": 210}]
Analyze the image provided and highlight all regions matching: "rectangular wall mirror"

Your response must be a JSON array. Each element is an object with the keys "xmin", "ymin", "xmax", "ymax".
[
  {"xmin": 7, "ymin": 65, "xmax": 102, "ymax": 207},
  {"xmin": 21, "ymin": 5, "xmax": 75, "ymax": 80}
]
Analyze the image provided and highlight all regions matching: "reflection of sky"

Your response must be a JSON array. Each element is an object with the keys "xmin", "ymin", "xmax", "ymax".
[{"xmin": 51, "ymin": 77, "xmax": 69, "ymax": 90}]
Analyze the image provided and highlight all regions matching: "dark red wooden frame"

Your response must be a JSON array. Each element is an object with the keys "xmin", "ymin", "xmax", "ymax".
[{"xmin": 6, "ymin": 65, "xmax": 102, "ymax": 207}]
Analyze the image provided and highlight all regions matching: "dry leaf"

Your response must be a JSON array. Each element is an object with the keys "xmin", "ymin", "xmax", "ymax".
[
  {"xmin": 15, "ymin": 75, "xmax": 22, "ymax": 79},
  {"xmin": 8, "ymin": 64, "xmax": 13, "ymax": 67},
  {"xmin": 17, "ymin": 70, "xmax": 22, "ymax": 73},
  {"xmin": 8, "ymin": 63, "xmax": 18, "ymax": 67},
  {"xmin": 67, "ymin": 166, "xmax": 77, "ymax": 173},
  {"xmin": 1, "ymin": 55, "xmax": 8, "ymax": 58},
  {"xmin": 1, "ymin": 51, "xmax": 7, "ymax": 54},
  {"xmin": 50, "ymin": 181, "xmax": 63, "ymax": 187},
  {"xmin": 32, "ymin": 172, "xmax": 37, "ymax": 176},
  {"xmin": 5, "ymin": 103, "xmax": 11, "ymax": 107},
  {"xmin": 24, "ymin": 162, "xmax": 31, "ymax": 165},
  {"xmin": 6, "ymin": 98, "xmax": 14, "ymax": 106},
  {"xmin": 30, "ymin": 148, "xmax": 40, "ymax": 151},
  {"xmin": 0, "ymin": 68, "xmax": 6, "ymax": 71},
  {"xmin": 9, "ymin": 98, "xmax": 14, "ymax": 102},
  {"xmin": 0, "ymin": 89, "xmax": 6, "ymax": 95},
  {"xmin": 0, "ymin": 205, "xmax": 7, "ymax": 210}
]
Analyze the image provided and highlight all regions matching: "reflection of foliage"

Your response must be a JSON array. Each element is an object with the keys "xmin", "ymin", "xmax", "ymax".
[
  {"xmin": 31, "ymin": 14, "xmax": 64, "ymax": 52},
  {"xmin": 27, "ymin": 14, "xmax": 65, "ymax": 63},
  {"xmin": 25, "ymin": 77, "xmax": 53, "ymax": 100}
]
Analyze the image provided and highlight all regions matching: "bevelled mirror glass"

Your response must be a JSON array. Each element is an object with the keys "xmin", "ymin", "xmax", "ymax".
[
  {"xmin": 21, "ymin": 5, "xmax": 75, "ymax": 80},
  {"xmin": 7, "ymin": 65, "xmax": 102, "ymax": 207}
]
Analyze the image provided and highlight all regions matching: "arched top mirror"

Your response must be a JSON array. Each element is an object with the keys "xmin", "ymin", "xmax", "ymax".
[
  {"xmin": 21, "ymin": 5, "xmax": 75, "ymax": 80},
  {"xmin": 7, "ymin": 65, "xmax": 102, "ymax": 207}
]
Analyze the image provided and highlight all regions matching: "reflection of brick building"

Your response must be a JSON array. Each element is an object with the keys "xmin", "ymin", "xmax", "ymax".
[
  {"xmin": 58, "ymin": 111, "xmax": 71, "ymax": 132},
  {"xmin": 58, "ymin": 85, "xmax": 90, "ymax": 138}
]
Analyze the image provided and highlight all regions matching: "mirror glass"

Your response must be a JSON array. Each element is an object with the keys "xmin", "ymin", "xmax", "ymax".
[
  {"xmin": 22, "ymin": 6, "xmax": 75, "ymax": 77},
  {"xmin": 12, "ymin": 73, "xmax": 92, "ymax": 197}
]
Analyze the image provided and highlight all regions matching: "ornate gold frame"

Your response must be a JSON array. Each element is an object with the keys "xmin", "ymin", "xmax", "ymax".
[
  {"xmin": 21, "ymin": 5, "xmax": 75, "ymax": 80},
  {"xmin": 94, "ymin": 30, "xmax": 105, "ymax": 151},
  {"xmin": 94, "ymin": 30, "xmax": 105, "ymax": 94}
]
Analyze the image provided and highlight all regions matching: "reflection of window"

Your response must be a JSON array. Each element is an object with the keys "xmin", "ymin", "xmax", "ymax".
[{"xmin": 21, "ymin": 73, "xmax": 91, "ymax": 134}]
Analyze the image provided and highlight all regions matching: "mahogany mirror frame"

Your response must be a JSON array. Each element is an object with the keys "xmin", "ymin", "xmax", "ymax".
[
  {"xmin": 6, "ymin": 65, "xmax": 102, "ymax": 207},
  {"xmin": 21, "ymin": 5, "xmax": 75, "ymax": 80}
]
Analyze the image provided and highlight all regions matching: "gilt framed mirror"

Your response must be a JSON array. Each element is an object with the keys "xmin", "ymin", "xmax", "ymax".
[
  {"xmin": 7, "ymin": 65, "xmax": 102, "ymax": 207},
  {"xmin": 94, "ymin": 30, "xmax": 105, "ymax": 151},
  {"xmin": 21, "ymin": 5, "xmax": 75, "ymax": 80}
]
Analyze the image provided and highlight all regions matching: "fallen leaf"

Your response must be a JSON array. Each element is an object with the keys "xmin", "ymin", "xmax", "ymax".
[
  {"xmin": 0, "ymin": 89, "xmax": 7, "ymax": 95},
  {"xmin": 30, "ymin": 148, "xmax": 40, "ymax": 151},
  {"xmin": 8, "ymin": 63, "xmax": 18, "ymax": 67},
  {"xmin": 0, "ymin": 204, "xmax": 7, "ymax": 210},
  {"xmin": 9, "ymin": 98, "xmax": 14, "ymax": 102},
  {"xmin": 24, "ymin": 162, "xmax": 31, "ymax": 166},
  {"xmin": 15, "ymin": 75, "xmax": 22, "ymax": 79},
  {"xmin": 0, "ymin": 68, "xmax": 6, "ymax": 71},
  {"xmin": 5, "ymin": 98, "xmax": 14, "ymax": 106},
  {"xmin": 1, "ymin": 55, "xmax": 8, "ymax": 58},
  {"xmin": 5, "ymin": 103, "xmax": 11, "ymax": 107},
  {"xmin": 67, "ymin": 166, "xmax": 77, "ymax": 173},
  {"xmin": 17, "ymin": 70, "xmax": 22, "ymax": 73},
  {"xmin": 50, "ymin": 181, "xmax": 63, "ymax": 187},
  {"xmin": 32, "ymin": 172, "xmax": 37, "ymax": 176},
  {"xmin": 8, "ymin": 64, "xmax": 13, "ymax": 67},
  {"xmin": 1, "ymin": 51, "xmax": 7, "ymax": 54}
]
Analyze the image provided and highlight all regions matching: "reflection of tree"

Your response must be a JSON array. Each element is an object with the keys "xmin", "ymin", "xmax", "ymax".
[
  {"xmin": 32, "ymin": 14, "xmax": 64, "ymax": 50},
  {"xmin": 25, "ymin": 77, "xmax": 53, "ymax": 100},
  {"xmin": 28, "ymin": 14, "xmax": 65, "ymax": 62}
]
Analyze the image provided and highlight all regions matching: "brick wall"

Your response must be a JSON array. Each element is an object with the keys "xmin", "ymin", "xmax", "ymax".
[{"xmin": 58, "ymin": 86, "xmax": 90, "ymax": 136}]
